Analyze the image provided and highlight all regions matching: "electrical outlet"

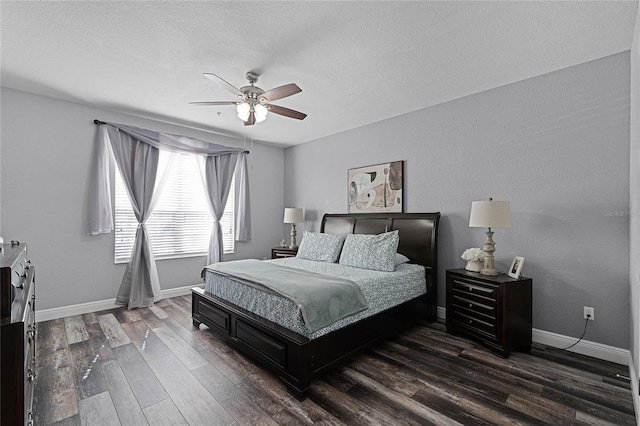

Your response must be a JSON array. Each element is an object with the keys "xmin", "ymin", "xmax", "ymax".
[{"xmin": 584, "ymin": 306, "xmax": 595, "ymax": 321}]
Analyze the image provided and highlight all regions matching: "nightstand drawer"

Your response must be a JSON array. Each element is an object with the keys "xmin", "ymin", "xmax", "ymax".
[
  {"xmin": 451, "ymin": 310, "xmax": 497, "ymax": 339},
  {"xmin": 452, "ymin": 294, "xmax": 496, "ymax": 320},
  {"xmin": 271, "ymin": 247, "xmax": 298, "ymax": 259},
  {"xmin": 451, "ymin": 278, "xmax": 497, "ymax": 301}
]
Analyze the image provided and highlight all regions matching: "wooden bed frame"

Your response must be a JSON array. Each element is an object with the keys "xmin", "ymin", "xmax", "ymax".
[{"xmin": 192, "ymin": 212, "xmax": 440, "ymax": 400}]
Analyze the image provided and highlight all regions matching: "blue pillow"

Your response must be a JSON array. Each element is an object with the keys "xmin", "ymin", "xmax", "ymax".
[
  {"xmin": 339, "ymin": 231, "xmax": 400, "ymax": 272},
  {"xmin": 296, "ymin": 231, "xmax": 345, "ymax": 263}
]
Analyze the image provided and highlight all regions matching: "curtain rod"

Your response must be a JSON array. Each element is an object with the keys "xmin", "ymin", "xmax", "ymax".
[{"xmin": 92, "ymin": 119, "xmax": 249, "ymax": 154}]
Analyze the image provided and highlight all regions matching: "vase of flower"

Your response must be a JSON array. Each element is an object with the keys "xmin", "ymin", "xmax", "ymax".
[
  {"xmin": 461, "ymin": 247, "xmax": 485, "ymax": 272},
  {"xmin": 465, "ymin": 260, "xmax": 483, "ymax": 272}
]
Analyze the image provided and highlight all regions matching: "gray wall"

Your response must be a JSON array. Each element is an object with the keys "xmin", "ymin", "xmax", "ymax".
[
  {"xmin": 1, "ymin": 88, "xmax": 285, "ymax": 311},
  {"xmin": 285, "ymin": 52, "xmax": 631, "ymax": 349}
]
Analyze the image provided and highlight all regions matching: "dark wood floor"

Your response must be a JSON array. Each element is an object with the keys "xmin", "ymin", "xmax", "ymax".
[{"xmin": 33, "ymin": 294, "xmax": 636, "ymax": 425}]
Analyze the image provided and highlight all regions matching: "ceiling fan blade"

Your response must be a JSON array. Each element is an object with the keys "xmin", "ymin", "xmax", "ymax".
[
  {"xmin": 244, "ymin": 111, "xmax": 256, "ymax": 126},
  {"xmin": 203, "ymin": 73, "xmax": 244, "ymax": 98},
  {"xmin": 267, "ymin": 104, "xmax": 307, "ymax": 120},
  {"xmin": 189, "ymin": 101, "xmax": 238, "ymax": 106},
  {"xmin": 259, "ymin": 84, "xmax": 301, "ymax": 102}
]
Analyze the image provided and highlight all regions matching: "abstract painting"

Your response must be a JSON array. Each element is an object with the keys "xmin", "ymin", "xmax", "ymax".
[{"xmin": 348, "ymin": 161, "xmax": 403, "ymax": 213}]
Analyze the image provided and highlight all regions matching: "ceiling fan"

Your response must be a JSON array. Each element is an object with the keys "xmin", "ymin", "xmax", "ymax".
[{"xmin": 190, "ymin": 71, "xmax": 307, "ymax": 126}]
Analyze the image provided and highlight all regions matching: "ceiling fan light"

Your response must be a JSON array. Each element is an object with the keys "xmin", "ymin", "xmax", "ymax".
[
  {"xmin": 236, "ymin": 102, "xmax": 250, "ymax": 121},
  {"xmin": 254, "ymin": 103, "xmax": 268, "ymax": 123}
]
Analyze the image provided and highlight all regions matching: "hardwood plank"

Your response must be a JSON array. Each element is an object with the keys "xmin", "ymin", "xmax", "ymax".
[
  {"xmin": 138, "ymin": 306, "xmax": 168, "ymax": 329},
  {"xmin": 148, "ymin": 304, "xmax": 169, "ymax": 319},
  {"xmin": 341, "ymin": 367, "xmax": 463, "ymax": 425},
  {"xmin": 49, "ymin": 414, "xmax": 81, "ymax": 426},
  {"xmin": 112, "ymin": 307, "xmax": 143, "ymax": 324},
  {"xmin": 505, "ymin": 393, "xmax": 578, "ymax": 424},
  {"xmin": 147, "ymin": 353, "xmax": 234, "ymax": 426},
  {"xmin": 83, "ymin": 317, "xmax": 116, "ymax": 362},
  {"xmin": 112, "ymin": 344, "xmax": 169, "ymax": 408},
  {"xmin": 78, "ymin": 391, "xmax": 120, "ymax": 426},
  {"xmin": 142, "ymin": 399, "xmax": 189, "ymax": 426},
  {"xmin": 97, "ymin": 313, "xmax": 132, "ymax": 348},
  {"xmin": 308, "ymin": 379, "xmax": 393, "ymax": 425},
  {"xmin": 36, "ymin": 319, "xmax": 69, "ymax": 358},
  {"xmin": 121, "ymin": 320, "xmax": 170, "ymax": 361},
  {"xmin": 68, "ymin": 340, "xmax": 108, "ymax": 400},
  {"xmin": 243, "ymin": 368, "xmax": 345, "ymax": 426},
  {"xmin": 162, "ymin": 316, "xmax": 208, "ymax": 351},
  {"xmin": 101, "ymin": 359, "xmax": 149, "ymax": 425},
  {"xmin": 64, "ymin": 315, "xmax": 90, "ymax": 344},
  {"xmin": 192, "ymin": 363, "xmax": 279, "ymax": 426},
  {"xmin": 152, "ymin": 325, "xmax": 208, "ymax": 370},
  {"xmin": 158, "ymin": 303, "xmax": 195, "ymax": 329},
  {"xmin": 542, "ymin": 385, "xmax": 636, "ymax": 425},
  {"xmin": 33, "ymin": 349, "xmax": 79, "ymax": 424}
]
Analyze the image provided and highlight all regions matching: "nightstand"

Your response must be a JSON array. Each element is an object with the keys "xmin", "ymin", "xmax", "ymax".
[
  {"xmin": 271, "ymin": 247, "xmax": 298, "ymax": 259},
  {"xmin": 446, "ymin": 268, "xmax": 532, "ymax": 357}
]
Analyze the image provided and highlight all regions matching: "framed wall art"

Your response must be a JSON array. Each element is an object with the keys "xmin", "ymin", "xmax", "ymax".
[{"xmin": 348, "ymin": 161, "xmax": 403, "ymax": 213}]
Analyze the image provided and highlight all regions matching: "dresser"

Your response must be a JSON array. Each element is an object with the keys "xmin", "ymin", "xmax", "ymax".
[
  {"xmin": 1, "ymin": 243, "xmax": 36, "ymax": 426},
  {"xmin": 446, "ymin": 268, "xmax": 531, "ymax": 357}
]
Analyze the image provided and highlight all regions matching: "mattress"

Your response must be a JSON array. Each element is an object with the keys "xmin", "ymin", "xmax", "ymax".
[{"xmin": 203, "ymin": 257, "xmax": 426, "ymax": 339}]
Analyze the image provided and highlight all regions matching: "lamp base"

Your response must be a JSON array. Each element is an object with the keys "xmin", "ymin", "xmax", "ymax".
[
  {"xmin": 289, "ymin": 223, "xmax": 298, "ymax": 249},
  {"xmin": 480, "ymin": 228, "xmax": 498, "ymax": 276}
]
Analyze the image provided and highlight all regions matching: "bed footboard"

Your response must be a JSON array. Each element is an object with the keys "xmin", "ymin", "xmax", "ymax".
[{"xmin": 192, "ymin": 287, "xmax": 430, "ymax": 400}]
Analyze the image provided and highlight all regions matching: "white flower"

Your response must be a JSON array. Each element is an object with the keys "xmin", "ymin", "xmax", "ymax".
[{"xmin": 461, "ymin": 247, "xmax": 485, "ymax": 262}]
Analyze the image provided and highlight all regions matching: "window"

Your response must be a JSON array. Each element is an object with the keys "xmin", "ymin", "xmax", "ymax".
[{"xmin": 114, "ymin": 153, "xmax": 235, "ymax": 263}]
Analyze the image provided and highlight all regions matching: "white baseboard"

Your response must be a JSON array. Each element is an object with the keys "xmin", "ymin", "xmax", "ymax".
[
  {"xmin": 437, "ymin": 307, "xmax": 629, "ymax": 366},
  {"xmin": 36, "ymin": 284, "xmax": 204, "ymax": 322}
]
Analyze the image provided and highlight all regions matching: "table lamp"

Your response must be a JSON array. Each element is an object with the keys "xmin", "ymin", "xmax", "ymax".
[
  {"xmin": 283, "ymin": 208, "xmax": 304, "ymax": 249},
  {"xmin": 469, "ymin": 198, "xmax": 511, "ymax": 276}
]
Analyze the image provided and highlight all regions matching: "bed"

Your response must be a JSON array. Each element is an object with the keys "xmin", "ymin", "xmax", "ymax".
[{"xmin": 192, "ymin": 212, "xmax": 440, "ymax": 400}]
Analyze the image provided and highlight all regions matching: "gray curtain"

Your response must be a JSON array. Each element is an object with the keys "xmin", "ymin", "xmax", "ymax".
[
  {"xmin": 88, "ymin": 122, "xmax": 250, "ymax": 237},
  {"xmin": 88, "ymin": 121, "xmax": 252, "ymax": 309},
  {"xmin": 108, "ymin": 127, "xmax": 173, "ymax": 309},
  {"xmin": 203, "ymin": 154, "xmax": 238, "ymax": 264},
  {"xmin": 234, "ymin": 153, "xmax": 251, "ymax": 241}
]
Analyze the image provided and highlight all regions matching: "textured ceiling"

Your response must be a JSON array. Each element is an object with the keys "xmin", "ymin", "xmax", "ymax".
[{"xmin": 1, "ymin": 1, "xmax": 637, "ymax": 147}]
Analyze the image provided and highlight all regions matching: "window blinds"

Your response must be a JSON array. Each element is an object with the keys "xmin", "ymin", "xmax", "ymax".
[{"xmin": 114, "ymin": 153, "xmax": 234, "ymax": 263}]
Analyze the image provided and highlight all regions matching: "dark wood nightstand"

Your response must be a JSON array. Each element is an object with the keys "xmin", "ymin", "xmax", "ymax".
[
  {"xmin": 271, "ymin": 247, "xmax": 298, "ymax": 259},
  {"xmin": 446, "ymin": 268, "xmax": 532, "ymax": 357}
]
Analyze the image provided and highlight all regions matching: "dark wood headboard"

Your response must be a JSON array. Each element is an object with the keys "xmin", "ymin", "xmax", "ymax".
[{"xmin": 321, "ymin": 212, "xmax": 440, "ymax": 319}]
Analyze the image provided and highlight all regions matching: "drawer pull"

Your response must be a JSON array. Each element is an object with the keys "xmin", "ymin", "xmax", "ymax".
[
  {"xmin": 468, "ymin": 303, "xmax": 473, "ymax": 308},
  {"xmin": 469, "ymin": 319, "xmax": 473, "ymax": 325},
  {"xmin": 27, "ymin": 368, "xmax": 36, "ymax": 382},
  {"xmin": 27, "ymin": 323, "xmax": 36, "ymax": 339},
  {"xmin": 468, "ymin": 287, "xmax": 473, "ymax": 292}
]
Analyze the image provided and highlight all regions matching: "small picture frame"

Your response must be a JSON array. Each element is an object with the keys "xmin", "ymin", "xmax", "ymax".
[{"xmin": 508, "ymin": 256, "xmax": 525, "ymax": 279}]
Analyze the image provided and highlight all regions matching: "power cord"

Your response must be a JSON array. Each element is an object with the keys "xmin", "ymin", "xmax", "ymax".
[{"xmin": 559, "ymin": 314, "xmax": 590, "ymax": 350}]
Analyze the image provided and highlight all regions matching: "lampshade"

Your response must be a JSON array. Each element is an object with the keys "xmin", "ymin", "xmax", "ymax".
[
  {"xmin": 283, "ymin": 208, "xmax": 304, "ymax": 224},
  {"xmin": 236, "ymin": 102, "xmax": 250, "ymax": 121},
  {"xmin": 469, "ymin": 200, "xmax": 511, "ymax": 228},
  {"xmin": 254, "ymin": 104, "xmax": 268, "ymax": 123}
]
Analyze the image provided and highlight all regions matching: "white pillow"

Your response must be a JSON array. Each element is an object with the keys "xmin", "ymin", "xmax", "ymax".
[
  {"xmin": 339, "ymin": 231, "xmax": 400, "ymax": 272},
  {"xmin": 296, "ymin": 231, "xmax": 345, "ymax": 263}
]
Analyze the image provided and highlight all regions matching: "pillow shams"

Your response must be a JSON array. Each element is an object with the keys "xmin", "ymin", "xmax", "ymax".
[
  {"xmin": 339, "ymin": 230, "xmax": 400, "ymax": 272},
  {"xmin": 296, "ymin": 231, "xmax": 345, "ymax": 263},
  {"xmin": 395, "ymin": 253, "xmax": 410, "ymax": 266}
]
